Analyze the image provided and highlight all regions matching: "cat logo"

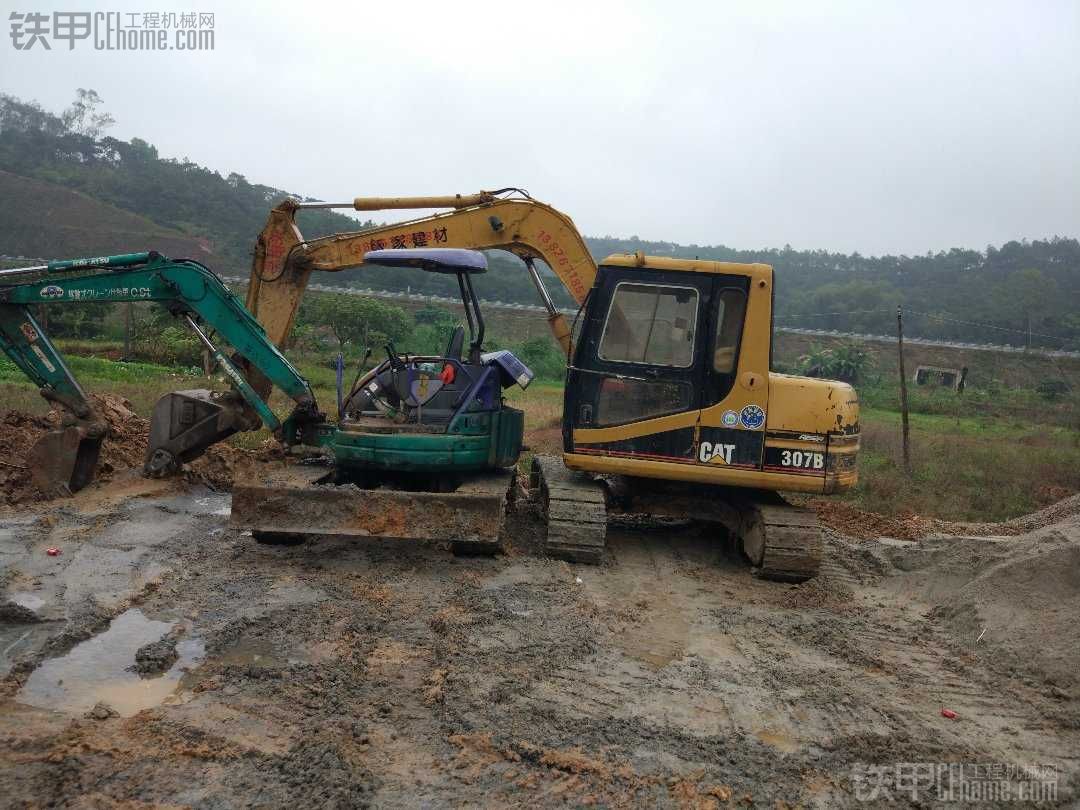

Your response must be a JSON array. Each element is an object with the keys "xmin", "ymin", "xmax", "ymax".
[{"xmin": 698, "ymin": 441, "xmax": 735, "ymax": 465}]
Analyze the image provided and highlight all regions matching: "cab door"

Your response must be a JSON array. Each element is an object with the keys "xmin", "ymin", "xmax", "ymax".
[
  {"xmin": 695, "ymin": 277, "xmax": 766, "ymax": 471},
  {"xmin": 563, "ymin": 267, "xmax": 711, "ymax": 463}
]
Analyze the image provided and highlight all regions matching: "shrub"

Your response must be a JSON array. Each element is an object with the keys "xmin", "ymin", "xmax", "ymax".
[
  {"xmin": 1036, "ymin": 379, "xmax": 1070, "ymax": 401},
  {"xmin": 796, "ymin": 341, "xmax": 873, "ymax": 383},
  {"xmin": 135, "ymin": 325, "xmax": 202, "ymax": 366}
]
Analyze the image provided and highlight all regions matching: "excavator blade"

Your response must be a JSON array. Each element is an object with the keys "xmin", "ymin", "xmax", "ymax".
[
  {"xmin": 145, "ymin": 389, "xmax": 258, "ymax": 477},
  {"xmin": 230, "ymin": 465, "xmax": 515, "ymax": 553},
  {"xmin": 25, "ymin": 425, "xmax": 104, "ymax": 495}
]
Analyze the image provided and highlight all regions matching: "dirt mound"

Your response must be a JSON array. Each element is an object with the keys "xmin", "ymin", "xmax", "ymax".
[
  {"xmin": 810, "ymin": 499, "xmax": 1043, "ymax": 541},
  {"xmin": 94, "ymin": 395, "xmax": 151, "ymax": 472},
  {"xmin": 184, "ymin": 439, "xmax": 288, "ymax": 492},
  {"xmin": 0, "ymin": 394, "xmax": 149, "ymax": 505},
  {"xmin": 812, "ymin": 501, "xmax": 941, "ymax": 540},
  {"xmin": 812, "ymin": 493, "xmax": 1080, "ymax": 543},
  {"xmin": 0, "ymin": 410, "xmax": 53, "ymax": 503},
  {"xmin": 0, "ymin": 395, "xmax": 285, "ymax": 502},
  {"xmin": 880, "ymin": 504, "xmax": 1080, "ymax": 689}
]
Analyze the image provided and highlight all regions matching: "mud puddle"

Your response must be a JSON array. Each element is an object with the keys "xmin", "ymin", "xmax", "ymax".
[
  {"xmin": 213, "ymin": 634, "xmax": 314, "ymax": 668},
  {"xmin": 17, "ymin": 608, "xmax": 204, "ymax": 716},
  {"xmin": 6, "ymin": 591, "xmax": 45, "ymax": 612}
]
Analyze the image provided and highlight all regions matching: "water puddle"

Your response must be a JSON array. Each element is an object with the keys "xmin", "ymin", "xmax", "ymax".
[
  {"xmin": 8, "ymin": 592, "xmax": 45, "ymax": 611},
  {"xmin": 215, "ymin": 635, "xmax": 309, "ymax": 668},
  {"xmin": 17, "ymin": 608, "xmax": 204, "ymax": 717},
  {"xmin": 194, "ymin": 496, "xmax": 231, "ymax": 517},
  {"xmin": 753, "ymin": 727, "xmax": 799, "ymax": 753}
]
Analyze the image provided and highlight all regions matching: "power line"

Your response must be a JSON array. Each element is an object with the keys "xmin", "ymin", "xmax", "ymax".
[
  {"xmin": 903, "ymin": 309, "xmax": 1068, "ymax": 342},
  {"xmin": 774, "ymin": 309, "xmax": 894, "ymax": 321}
]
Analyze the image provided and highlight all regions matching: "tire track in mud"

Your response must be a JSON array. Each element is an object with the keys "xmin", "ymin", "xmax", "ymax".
[{"xmin": 0, "ymin": 494, "xmax": 1078, "ymax": 807}]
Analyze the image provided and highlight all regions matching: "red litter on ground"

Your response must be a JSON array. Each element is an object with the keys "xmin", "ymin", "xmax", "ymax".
[
  {"xmin": 46, "ymin": 547, "xmax": 61, "ymax": 557},
  {"xmin": 941, "ymin": 708, "xmax": 958, "ymax": 719}
]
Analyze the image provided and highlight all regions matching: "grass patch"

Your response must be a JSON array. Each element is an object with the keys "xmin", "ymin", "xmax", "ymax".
[
  {"xmin": 3, "ymin": 342, "xmax": 1075, "ymax": 522},
  {"xmin": 845, "ymin": 418, "xmax": 1080, "ymax": 521}
]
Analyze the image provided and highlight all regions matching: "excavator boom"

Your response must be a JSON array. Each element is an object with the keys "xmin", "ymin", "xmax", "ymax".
[{"xmin": 245, "ymin": 190, "xmax": 596, "ymax": 358}]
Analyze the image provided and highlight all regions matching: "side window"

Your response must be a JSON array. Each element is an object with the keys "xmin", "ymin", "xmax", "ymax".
[
  {"xmin": 712, "ymin": 288, "xmax": 747, "ymax": 374},
  {"xmin": 595, "ymin": 377, "xmax": 691, "ymax": 426},
  {"xmin": 598, "ymin": 283, "xmax": 698, "ymax": 368}
]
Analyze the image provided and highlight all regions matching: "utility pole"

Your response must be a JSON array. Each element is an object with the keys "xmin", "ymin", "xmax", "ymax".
[{"xmin": 897, "ymin": 305, "xmax": 912, "ymax": 474}]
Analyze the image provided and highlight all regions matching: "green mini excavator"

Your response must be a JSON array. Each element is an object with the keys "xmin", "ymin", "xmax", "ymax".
[{"xmin": 0, "ymin": 249, "xmax": 532, "ymax": 549}]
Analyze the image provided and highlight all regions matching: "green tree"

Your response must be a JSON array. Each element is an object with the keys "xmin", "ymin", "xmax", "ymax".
[
  {"xmin": 514, "ymin": 336, "xmax": 566, "ymax": 380},
  {"xmin": 45, "ymin": 301, "xmax": 114, "ymax": 340},
  {"xmin": 992, "ymin": 268, "xmax": 1060, "ymax": 348},
  {"xmin": 60, "ymin": 89, "xmax": 115, "ymax": 138},
  {"xmin": 298, "ymin": 294, "xmax": 410, "ymax": 351},
  {"xmin": 413, "ymin": 306, "xmax": 459, "ymax": 333}
]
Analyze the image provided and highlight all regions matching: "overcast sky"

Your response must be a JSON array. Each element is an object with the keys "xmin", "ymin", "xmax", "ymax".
[{"xmin": 2, "ymin": 0, "xmax": 1078, "ymax": 255}]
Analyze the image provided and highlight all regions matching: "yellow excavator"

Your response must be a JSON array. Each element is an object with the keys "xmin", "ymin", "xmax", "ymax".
[{"xmin": 233, "ymin": 188, "xmax": 860, "ymax": 580}]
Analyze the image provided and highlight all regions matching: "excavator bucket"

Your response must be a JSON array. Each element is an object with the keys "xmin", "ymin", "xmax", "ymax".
[
  {"xmin": 145, "ymin": 389, "xmax": 258, "ymax": 476},
  {"xmin": 25, "ymin": 425, "xmax": 104, "ymax": 495},
  {"xmin": 230, "ymin": 465, "xmax": 516, "ymax": 553}
]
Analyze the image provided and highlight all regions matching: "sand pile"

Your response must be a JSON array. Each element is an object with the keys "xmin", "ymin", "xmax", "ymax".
[{"xmin": 879, "ymin": 498, "xmax": 1080, "ymax": 689}]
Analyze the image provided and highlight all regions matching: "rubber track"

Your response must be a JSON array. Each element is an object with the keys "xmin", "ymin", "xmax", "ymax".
[{"xmin": 530, "ymin": 455, "xmax": 607, "ymax": 564}]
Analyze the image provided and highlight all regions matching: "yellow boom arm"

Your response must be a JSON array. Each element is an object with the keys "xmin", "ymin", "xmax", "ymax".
[{"xmin": 244, "ymin": 191, "xmax": 597, "ymax": 357}]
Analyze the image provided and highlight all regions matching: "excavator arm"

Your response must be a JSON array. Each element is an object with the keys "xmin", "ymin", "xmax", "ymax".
[
  {"xmin": 0, "ymin": 251, "xmax": 324, "ymax": 492},
  {"xmin": 245, "ymin": 190, "xmax": 598, "ymax": 359}
]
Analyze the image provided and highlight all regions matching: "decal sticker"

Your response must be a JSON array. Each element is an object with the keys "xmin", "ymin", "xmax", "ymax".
[
  {"xmin": 781, "ymin": 449, "xmax": 824, "ymax": 470},
  {"xmin": 764, "ymin": 446, "xmax": 827, "ymax": 476},
  {"xmin": 30, "ymin": 344, "xmax": 56, "ymax": 373},
  {"xmin": 740, "ymin": 404, "xmax": 765, "ymax": 430},
  {"xmin": 697, "ymin": 427, "xmax": 764, "ymax": 468},
  {"xmin": 798, "ymin": 433, "xmax": 825, "ymax": 442},
  {"xmin": 19, "ymin": 322, "xmax": 38, "ymax": 342},
  {"xmin": 721, "ymin": 410, "xmax": 739, "ymax": 427},
  {"xmin": 698, "ymin": 441, "xmax": 735, "ymax": 464},
  {"xmin": 66, "ymin": 286, "xmax": 151, "ymax": 300},
  {"xmin": 40, "ymin": 285, "xmax": 64, "ymax": 299}
]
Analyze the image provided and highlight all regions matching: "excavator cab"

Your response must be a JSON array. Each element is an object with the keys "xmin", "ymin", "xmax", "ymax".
[
  {"xmin": 564, "ymin": 260, "xmax": 755, "ymax": 469},
  {"xmin": 563, "ymin": 254, "xmax": 857, "ymax": 497}
]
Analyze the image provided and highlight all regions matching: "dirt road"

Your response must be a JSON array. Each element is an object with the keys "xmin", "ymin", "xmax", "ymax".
[{"xmin": 1, "ymin": 475, "xmax": 1077, "ymax": 807}]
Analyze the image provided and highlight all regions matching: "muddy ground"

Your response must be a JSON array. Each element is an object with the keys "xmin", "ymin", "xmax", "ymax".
[{"xmin": 0, "ymin": 472, "xmax": 1078, "ymax": 808}]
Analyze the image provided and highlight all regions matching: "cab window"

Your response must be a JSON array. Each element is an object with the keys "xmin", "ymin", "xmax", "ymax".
[
  {"xmin": 598, "ymin": 283, "xmax": 698, "ymax": 367},
  {"xmin": 713, "ymin": 288, "xmax": 747, "ymax": 374},
  {"xmin": 595, "ymin": 378, "xmax": 691, "ymax": 426}
]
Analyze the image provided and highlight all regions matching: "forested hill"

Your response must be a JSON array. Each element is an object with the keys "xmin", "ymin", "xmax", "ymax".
[{"xmin": 1, "ymin": 90, "xmax": 1077, "ymax": 350}]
